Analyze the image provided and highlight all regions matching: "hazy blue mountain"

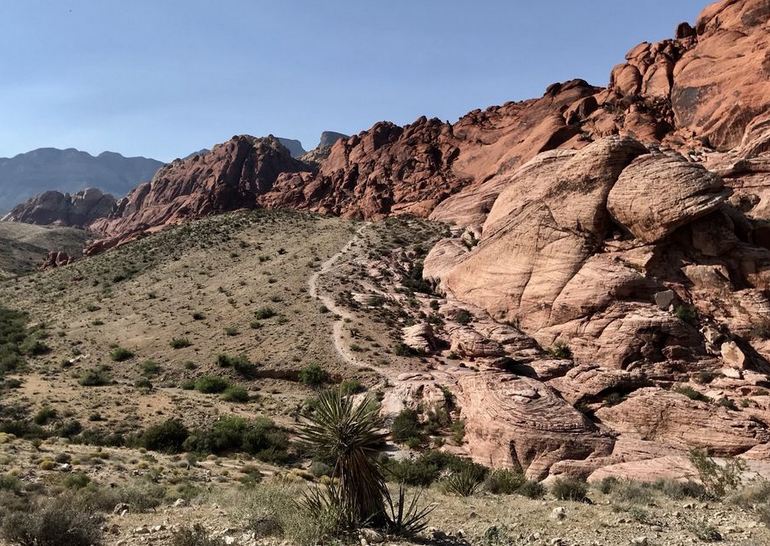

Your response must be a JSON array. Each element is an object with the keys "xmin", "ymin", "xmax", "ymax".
[{"xmin": 0, "ymin": 148, "xmax": 163, "ymax": 213}]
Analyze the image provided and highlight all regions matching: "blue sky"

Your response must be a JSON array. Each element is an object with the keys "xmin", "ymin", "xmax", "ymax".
[{"xmin": 0, "ymin": 1, "xmax": 706, "ymax": 162}]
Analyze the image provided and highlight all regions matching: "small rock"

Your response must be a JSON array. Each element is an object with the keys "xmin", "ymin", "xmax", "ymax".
[
  {"xmin": 631, "ymin": 537, "xmax": 648, "ymax": 546},
  {"xmin": 173, "ymin": 498, "xmax": 188, "ymax": 508},
  {"xmin": 360, "ymin": 528, "xmax": 384, "ymax": 543},
  {"xmin": 113, "ymin": 503, "xmax": 130, "ymax": 516},
  {"xmin": 654, "ymin": 290, "xmax": 676, "ymax": 310},
  {"xmin": 551, "ymin": 507, "xmax": 567, "ymax": 521}
]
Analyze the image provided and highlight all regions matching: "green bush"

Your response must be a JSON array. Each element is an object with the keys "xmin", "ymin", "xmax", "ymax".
[
  {"xmin": 194, "ymin": 376, "xmax": 230, "ymax": 394},
  {"xmin": 253, "ymin": 307, "xmax": 277, "ymax": 320},
  {"xmin": 140, "ymin": 360, "xmax": 161, "ymax": 376},
  {"xmin": 222, "ymin": 385, "xmax": 249, "ymax": 403},
  {"xmin": 109, "ymin": 346, "xmax": 134, "ymax": 362},
  {"xmin": 339, "ymin": 379, "xmax": 365, "ymax": 396},
  {"xmin": 33, "ymin": 407, "xmax": 57, "ymax": 425},
  {"xmin": 78, "ymin": 368, "xmax": 111, "ymax": 387},
  {"xmin": 170, "ymin": 337, "xmax": 192, "ymax": 349},
  {"xmin": 688, "ymin": 449, "xmax": 745, "ymax": 498},
  {"xmin": 299, "ymin": 364, "xmax": 328, "ymax": 387},
  {"xmin": 675, "ymin": 385, "xmax": 711, "ymax": 403},
  {"xmin": 217, "ymin": 354, "xmax": 257, "ymax": 378},
  {"xmin": 454, "ymin": 309, "xmax": 472, "ymax": 325},
  {"xmin": 443, "ymin": 467, "xmax": 482, "ymax": 496},
  {"xmin": 141, "ymin": 419, "xmax": 189, "ymax": 453},
  {"xmin": 384, "ymin": 450, "xmax": 487, "ymax": 487},
  {"xmin": 551, "ymin": 477, "xmax": 589, "ymax": 502},
  {"xmin": 484, "ymin": 469, "xmax": 525, "ymax": 494},
  {"xmin": 517, "ymin": 480, "xmax": 546, "ymax": 499},
  {"xmin": 183, "ymin": 416, "xmax": 288, "ymax": 461},
  {"xmin": 390, "ymin": 409, "xmax": 423, "ymax": 446},
  {"xmin": 1, "ymin": 495, "xmax": 103, "ymax": 546}
]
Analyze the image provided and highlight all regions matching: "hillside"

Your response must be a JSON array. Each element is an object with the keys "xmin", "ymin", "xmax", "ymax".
[
  {"xmin": 0, "ymin": 147, "xmax": 163, "ymax": 213},
  {"xmin": 0, "ymin": 221, "xmax": 89, "ymax": 278}
]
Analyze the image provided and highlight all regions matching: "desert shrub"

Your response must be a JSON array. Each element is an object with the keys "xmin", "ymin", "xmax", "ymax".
[
  {"xmin": 141, "ymin": 419, "xmax": 189, "ymax": 453},
  {"xmin": 184, "ymin": 416, "xmax": 288, "ymax": 461},
  {"xmin": 1, "ymin": 495, "xmax": 103, "ymax": 546},
  {"xmin": 674, "ymin": 304, "xmax": 698, "ymax": 324},
  {"xmin": 691, "ymin": 524, "xmax": 722, "ymax": 542},
  {"xmin": 109, "ymin": 346, "xmax": 134, "ymax": 362},
  {"xmin": 548, "ymin": 341, "xmax": 572, "ymax": 359},
  {"xmin": 517, "ymin": 480, "xmax": 546, "ymax": 499},
  {"xmin": 253, "ymin": 307, "xmax": 276, "ymax": 320},
  {"xmin": 384, "ymin": 450, "xmax": 486, "ymax": 487},
  {"xmin": 310, "ymin": 461, "xmax": 333, "ymax": 478},
  {"xmin": 596, "ymin": 476, "xmax": 619, "ymax": 494},
  {"xmin": 454, "ymin": 309, "xmax": 472, "ymax": 325},
  {"xmin": 393, "ymin": 342, "xmax": 417, "ymax": 357},
  {"xmin": 443, "ymin": 467, "xmax": 483, "ymax": 496},
  {"xmin": 171, "ymin": 525, "xmax": 225, "ymax": 546},
  {"xmin": 78, "ymin": 368, "xmax": 111, "ymax": 387},
  {"xmin": 611, "ymin": 480, "xmax": 653, "ymax": 505},
  {"xmin": 689, "ymin": 449, "xmax": 746, "ymax": 498},
  {"xmin": 674, "ymin": 385, "xmax": 711, "ymax": 403},
  {"xmin": 390, "ymin": 408, "xmax": 423, "ymax": 446},
  {"xmin": 654, "ymin": 478, "xmax": 706, "ymax": 500},
  {"xmin": 217, "ymin": 354, "xmax": 256, "ymax": 378},
  {"xmin": 192, "ymin": 312, "xmax": 205, "ymax": 321},
  {"xmin": 33, "ymin": 407, "xmax": 57, "ymax": 425},
  {"xmin": 20, "ymin": 338, "xmax": 50, "ymax": 356},
  {"xmin": 63, "ymin": 472, "xmax": 90, "ymax": 490},
  {"xmin": 339, "ymin": 379, "xmax": 364, "ymax": 396},
  {"xmin": 140, "ymin": 360, "xmax": 161, "ymax": 376},
  {"xmin": 299, "ymin": 363, "xmax": 328, "ymax": 387},
  {"xmin": 717, "ymin": 396, "xmax": 739, "ymax": 411},
  {"xmin": 170, "ymin": 337, "xmax": 192, "ymax": 349},
  {"xmin": 222, "ymin": 385, "xmax": 249, "ymax": 403},
  {"xmin": 194, "ymin": 375, "xmax": 230, "ymax": 394},
  {"xmin": 0, "ymin": 474, "xmax": 22, "ymax": 493},
  {"xmin": 484, "ymin": 469, "xmax": 525, "ymax": 494},
  {"xmin": 551, "ymin": 477, "xmax": 589, "ymax": 502}
]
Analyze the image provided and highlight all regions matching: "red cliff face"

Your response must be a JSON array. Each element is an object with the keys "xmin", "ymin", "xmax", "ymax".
[{"xmin": 86, "ymin": 135, "xmax": 312, "ymax": 253}]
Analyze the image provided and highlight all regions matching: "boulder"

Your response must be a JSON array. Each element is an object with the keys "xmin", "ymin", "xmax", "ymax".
[
  {"xmin": 457, "ymin": 372, "xmax": 614, "ymax": 479},
  {"xmin": 607, "ymin": 153, "xmax": 729, "ymax": 243}
]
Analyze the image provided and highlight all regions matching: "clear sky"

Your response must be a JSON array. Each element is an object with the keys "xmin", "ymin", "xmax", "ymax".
[{"xmin": 0, "ymin": 0, "xmax": 707, "ymax": 162}]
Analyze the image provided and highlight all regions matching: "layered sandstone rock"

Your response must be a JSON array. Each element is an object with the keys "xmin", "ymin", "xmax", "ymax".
[
  {"xmin": 3, "ymin": 188, "xmax": 116, "ymax": 227},
  {"xmin": 456, "ymin": 372, "xmax": 614, "ymax": 479}
]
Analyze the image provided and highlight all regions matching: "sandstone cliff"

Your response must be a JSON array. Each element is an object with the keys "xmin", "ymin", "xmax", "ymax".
[{"xmin": 2, "ymin": 188, "xmax": 116, "ymax": 227}]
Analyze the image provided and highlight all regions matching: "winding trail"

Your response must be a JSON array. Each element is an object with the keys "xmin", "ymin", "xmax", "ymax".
[{"xmin": 308, "ymin": 223, "xmax": 389, "ymax": 374}]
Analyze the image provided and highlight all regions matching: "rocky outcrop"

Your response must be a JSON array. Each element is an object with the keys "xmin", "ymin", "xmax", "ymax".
[
  {"xmin": 457, "ymin": 372, "xmax": 614, "ymax": 479},
  {"xmin": 40, "ymin": 250, "xmax": 73, "ymax": 269},
  {"xmin": 86, "ymin": 136, "xmax": 312, "ymax": 253},
  {"xmin": 2, "ymin": 188, "xmax": 116, "ymax": 227},
  {"xmin": 595, "ymin": 388, "xmax": 770, "ymax": 456},
  {"xmin": 607, "ymin": 154, "xmax": 729, "ymax": 242}
]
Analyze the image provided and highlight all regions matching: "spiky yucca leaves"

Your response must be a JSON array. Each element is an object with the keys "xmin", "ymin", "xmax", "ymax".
[
  {"xmin": 299, "ymin": 388, "xmax": 388, "ymax": 524},
  {"xmin": 383, "ymin": 484, "xmax": 434, "ymax": 537}
]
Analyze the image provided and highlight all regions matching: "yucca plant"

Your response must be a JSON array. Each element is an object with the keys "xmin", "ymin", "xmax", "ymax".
[
  {"xmin": 298, "ymin": 388, "xmax": 388, "ymax": 524},
  {"xmin": 442, "ymin": 467, "xmax": 483, "ymax": 497},
  {"xmin": 383, "ymin": 484, "xmax": 434, "ymax": 537}
]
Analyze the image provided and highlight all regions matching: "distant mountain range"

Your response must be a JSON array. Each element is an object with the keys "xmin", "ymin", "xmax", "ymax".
[{"xmin": 0, "ymin": 148, "xmax": 164, "ymax": 213}]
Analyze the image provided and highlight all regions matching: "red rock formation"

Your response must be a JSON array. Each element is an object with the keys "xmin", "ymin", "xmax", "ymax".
[
  {"xmin": 86, "ymin": 136, "xmax": 312, "ymax": 253},
  {"xmin": 3, "ymin": 188, "xmax": 116, "ymax": 227},
  {"xmin": 40, "ymin": 250, "xmax": 73, "ymax": 269}
]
